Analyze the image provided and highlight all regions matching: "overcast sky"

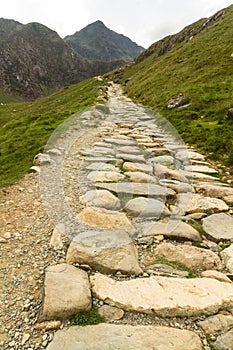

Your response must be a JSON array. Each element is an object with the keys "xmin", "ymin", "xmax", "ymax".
[{"xmin": 1, "ymin": 0, "xmax": 232, "ymax": 47}]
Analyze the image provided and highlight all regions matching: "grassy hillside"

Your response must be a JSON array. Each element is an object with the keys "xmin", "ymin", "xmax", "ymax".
[
  {"xmin": 0, "ymin": 78, "xmax": 106, "ymax": 187},
  {"xmin": 118, "ymin": 5, "xmax": 233, "ymax": 166}
]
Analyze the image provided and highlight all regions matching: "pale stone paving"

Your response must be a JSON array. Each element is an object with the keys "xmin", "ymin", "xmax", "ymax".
[{"xmin": 34, "ymin": 83, "xmax": 233, "ymax": 349}]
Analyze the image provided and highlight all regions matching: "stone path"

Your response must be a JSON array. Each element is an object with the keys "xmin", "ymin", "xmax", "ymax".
[{"xmin": 2, "ymin": 82, "xmax": 233, "ymax": 349}]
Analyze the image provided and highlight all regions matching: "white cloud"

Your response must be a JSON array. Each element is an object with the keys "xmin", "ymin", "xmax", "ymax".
[{"xmin": 0, "ymin": 0, "xmax": 232, "ymax": 46}]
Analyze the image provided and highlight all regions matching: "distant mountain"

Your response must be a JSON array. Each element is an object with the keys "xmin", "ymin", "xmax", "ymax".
[
  {"xmin": 64, "ymin": 20, "xmax": 144, "ymax": 62},
  {"xmin": 0, "ymin": 19, "xmax": 124, "ymax": 99}
]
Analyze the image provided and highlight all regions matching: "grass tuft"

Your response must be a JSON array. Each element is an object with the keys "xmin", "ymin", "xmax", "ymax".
[{"xmin": 69, "ymin": 305, "xmax": 106, "ymax": 326}]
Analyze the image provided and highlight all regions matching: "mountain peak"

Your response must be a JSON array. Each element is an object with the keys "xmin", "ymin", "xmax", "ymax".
[
  {"xmin": 64, "ymin": 21, "xmax": 144, "ymax": 62},
  {"xmin": 91, "ymin": 20, "xmax": 106, "ymax": 27}
]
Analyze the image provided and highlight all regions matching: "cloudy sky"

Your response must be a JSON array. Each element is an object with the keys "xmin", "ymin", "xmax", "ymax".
[{"xmin": 1, "ymin": 0, "xmax": 232, "ymax": 47}]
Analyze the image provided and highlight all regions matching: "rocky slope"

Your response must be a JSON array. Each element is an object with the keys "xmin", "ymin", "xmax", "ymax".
[{"xmin": 64, "ymin": 20, "xmax": 144, "ymax": 62}]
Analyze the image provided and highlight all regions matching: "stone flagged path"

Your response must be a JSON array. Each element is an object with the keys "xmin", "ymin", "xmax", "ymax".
[{"xmin": 40, "ymin": 83, "xmax": 233, "ymax": 349}]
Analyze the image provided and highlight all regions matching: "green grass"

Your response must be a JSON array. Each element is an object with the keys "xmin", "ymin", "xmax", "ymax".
[
  {"xmin": 118, "ymin": 5, "xmax": 233, "ymax": 166},
  {"xmin": 69, "ymin": 305, "xmax": 106, "ymax": 326},
  {"xmin": 0, "ymin": 78, "xmax": 107, "ymax": 187},
  {"xmin": 150, "ymin": 256, "xmax": 197, "ymax": 278}
]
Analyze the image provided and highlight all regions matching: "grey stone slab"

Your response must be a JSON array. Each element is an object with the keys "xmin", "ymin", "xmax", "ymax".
[
  {"xmin": 47, "ymin": 324, "xmax": 203, "ymax": 350},
  {"xmin": 95, "ymin": 182, "xmax": 175, "ymax": 198}
]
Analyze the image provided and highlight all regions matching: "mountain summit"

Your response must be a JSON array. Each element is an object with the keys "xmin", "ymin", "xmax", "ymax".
[{"xmin": 64, "ymin": 20, "xmax": 144, "ymax": 62}]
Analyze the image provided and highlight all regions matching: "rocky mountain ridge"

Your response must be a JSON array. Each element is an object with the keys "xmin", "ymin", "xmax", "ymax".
[
  {"xmin": 0, "ymin": 19, "xmax": 139, "ymax": 99},
  {"xmin": 64, "ymin": 20, "xmax": 144, "ymax": 62}
]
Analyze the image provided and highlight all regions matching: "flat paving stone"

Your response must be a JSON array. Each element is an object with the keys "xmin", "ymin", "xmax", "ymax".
[
  {"xmin": 87, "ymin": 171, "xmax": 125, "ymax": 183},
  {"xmin": 116, "ymin": 153, "xmax": 146, "ymax": 163},
  {"xmin": 115, "ymin": 146, "xmax": 142, "ymax": 155},
  {"xmin": 185, "ymin": 165, "xmax": 218, "ymax": 174},
  {"xmin": 77, "ymin": 207, "xmax": 136, "ymax": 236},
  {"xmin": 80, "ymin": 190, "xmax": 121, "ymax": 210},
  {"xmin": 104, "ymin": 138, "xmax": 137, "ymax": 146},
  {"xmin": 187, "ymin": 194, "xmax": 229, "ymax": 213},
  {"xmin": 202, "ymin": 213, "xmax": 233, "ymax": 242},
  {"xmin": 91, "ymin": 273, "xmax": 233, "ymax": 317},
  {"xmin": 95, "ymin": 182, "xmax": 176, "ymax": 198},
  {"xmin": 196, "ymin": 182, "xmax": 233, "ymax": 198},
  {"xmin": 47, "ymin": 324, "xmax": 203, "ymax": 350},
  {"xmin": 154, "ymin": 242, "xmax": 222, "ymax": 271},
  {"xmin": 85, "ymin": 162, "xmax": 120, "ymax": 172},
  {"xmin": 125, "ymin": 171, "xmax": 159, "ymax": 183},
  {"xmin": 40, "ymin": 264, "xmax": 91, "ymax": 321},
  {"xmin": 138, "ymin": 220, "xmax": 202, "ymax": 242},
  {"xmin": 123, "ymin": 162, "xmax": 153, "ymax": 174},
  {"xmin": 124, "ymin": 197, "xmax": 170, "ymax": 218},
  {"xmin": 84, "ymin": 157, "xmax": 123, "ymax": 166}
]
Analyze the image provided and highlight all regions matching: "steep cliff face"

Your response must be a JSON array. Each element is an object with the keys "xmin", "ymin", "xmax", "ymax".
[
  {"xmin": 64, "ymin": 20, "xmax": 144, "ymax": 62},
  {"xmin": 0, "ymin": 21, "xmax": 93, "ymax": 99}
]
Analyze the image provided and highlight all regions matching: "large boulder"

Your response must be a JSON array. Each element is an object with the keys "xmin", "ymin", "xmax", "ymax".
[{"xmin": 66, "ymin": 230, "xmax": 142, "ymax": 275}]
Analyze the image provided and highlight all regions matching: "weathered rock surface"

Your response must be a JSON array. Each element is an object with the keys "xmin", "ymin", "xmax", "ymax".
[
  {"xmin": 124, "ymin": 197, "xmax": 170, "ymax": 218},
  {"xmin": 77, "ymin": 207, "xmax": 136, "ymax": 235},
  {"xmin": 176, "ymin": 150, "xmax": 205, "ymax": 162},
  {"xmin": 214, "ymin": 329, "xmax": 233, "ymax": 350},
  {"xmin": 138, "ymin": 220, "xmax": 202, "ymax": 242},
  {"xmin": 198, "ymin": 314, "xmax": 233, "ymax": 336},
  {"xmin": 202, "ymin": 213, "xmax": 233, "ymax": 242},
  {"xmin": 185, "ymin": 165, "xmax": 218, "ymax": 174},
  {"xmin": 123, "ymin": 162, "xmax": 153, "ymax": 174},
  {"xmin": 80, "ymin": 190, "xmax": 121, "ymax": 210},
  {"xmin": 153, "ymin": 164, "xmax": 189, "ymax": 183},
  {"xmin": 40, "ymin": 264, "xmax": 91, "ymax": 321},
  {"xmin": 98, "ymin": 305, "xmax": 124, "ymax": 321},
  {"xmin": 104, "ymin": 138, "xmax": 136, "ymax": 146},
  {"xmin": 195, "ymin": 182, "xmax": 233, "ymax": 198},
  {"xmin": 47, "ymin": 324, "xmax": 203, "ymax": 350},
  {"xmin": 187, "ymin": 194, "xmax": 228, "ymax": 213},
  {"xmin": 154, "ymin": 242, "xmax": 222, "ymax": 271},
  {"xmin": 87, "ymin": 170, "xmax": 125, "ymax": 182},
  {"xmin": 115, "ymin": 146, "xmax": 142, "ymax": 155},
  {"xmin": 220, "ymin": 244, "xmax": 233, "ymax": 273},
  {"xmin": 49, "ymin": 224, "xmax": 64, "ymax": 249},
  {"xmin": 91, "ymin": 273, "xmax": 233, "ymax": 317},
  {"xmin": 116, "ymin": 153, "xmax": 146, "ymax": 163},
  {"xmin": 66, "ymin": 230, "xmax": 142, "ymax": 275},
  {"xmin": 150, "ymin": 155, "xmax": 174, "ymax": 166},
  {"xmin": 85, "ymin": 162, "xmax": 120, "ymax": 172},
  {"xmin": 95, "ymin": 182, "xmax": 175, "ymax": 198},
  {"xmin": 201, "ymin": 270, "xmax": 232, "ymax": 283},
  {"xmin": 146, "ymin": 263, "xmax": 189, "ymax": 278},
  {"xmin": 125, "ymin": 171, "xmax": 158, "ymax": 183}
]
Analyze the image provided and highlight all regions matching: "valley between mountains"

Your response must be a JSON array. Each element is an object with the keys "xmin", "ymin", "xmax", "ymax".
[{"xmin": 1, "ymin": 83, "xmax": 233, "ymax": 350}]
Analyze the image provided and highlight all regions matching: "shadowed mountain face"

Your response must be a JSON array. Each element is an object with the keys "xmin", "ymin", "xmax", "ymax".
[
  {"xmin": 64, "ymin": 20, "xmax": 144, "ymax": 62},
  {"xmin": 0, "ymin": 20, "xmax": 128, "ymax": 99},
  {"xmin": 0, "ymin": 20, "xmax": 92, "ymax": 99}
]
